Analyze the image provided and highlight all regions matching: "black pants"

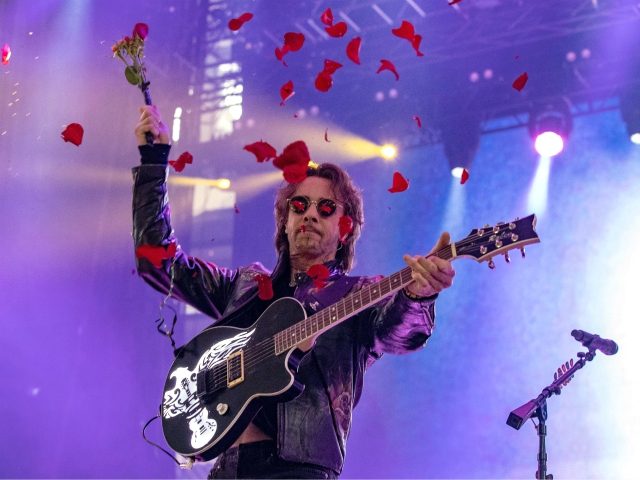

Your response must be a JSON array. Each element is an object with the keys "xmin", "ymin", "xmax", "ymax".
[{"xmin": 208, "ymin": 440, "xmax": 336, "ymax": 479}]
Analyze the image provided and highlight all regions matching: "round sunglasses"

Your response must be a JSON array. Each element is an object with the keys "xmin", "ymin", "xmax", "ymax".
[{"xmin": 287, "ymin": 195, "xmax": 342, "ymax": 218}]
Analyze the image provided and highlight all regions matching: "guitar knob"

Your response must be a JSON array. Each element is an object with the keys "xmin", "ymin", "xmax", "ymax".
[
  {"xmin": 216, "ymin": 403, "xmax": 229, "ymax": 415},
  {"xmin": 488, "ymin": 259, "xmax": 496, "ymax": 269},
  {"xmin": 520, "ymin": 247, "xmax": 526, "ymax": 258},
  {"xmin": 504, "ymin": 252, "xmax": 510, "ymax": 263}
]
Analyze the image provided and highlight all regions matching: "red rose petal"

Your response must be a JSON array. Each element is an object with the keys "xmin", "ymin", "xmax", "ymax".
[
  {"xmin": 322, "ymin": 59, "xmax": 343, "ymax": 74},
  {"xmin": 449, "ymin": 0, "xmax": 464, "ymax": 4},
  {"xmin": 282, "ymin": 164, "xmax": 308, "ymax": 184},
  {"xmin": 315, "ymin": 71, "xmax": 333, "ymax": 92},
  {"xmin": 61, "ymin": 123, "xmax": 84, "ymax": 146},
  {"xmin": 275, "ymin": 45, "xmax": 290, "ymax": 64},
  {"xmin": 324, "ymin": 128, "xmax": 331, "ymax": 143},
  {"xmin": 388, "ymin": 171, "xmax": 409, "ymax": 193},
  {"xmin": 1, "ymin": 43, "xmax": 11, "ymax": 65},
  {"xmin": 512, "ymin": 72, "xmax": 529, "ymax": 92},
  {"xmin": 325, "ymin": 22, "xmax": 347, "ymax": 38},
  {"xmin": 135, "ymin": 242, "xmax": 177, "ymax": 268},
  {"xmin": 274, "ymin": 140, "xmax": 311, "ymax": 184},
  {"xmin": 461, "ymin": 168, "xmax": 470, "ymax": 185},
  {"xmin": 132, "ymin": 23, "xmax": 149, "ymax": 40},
  {"xmin": 284, "ymin": 32, "xmax": 305, "ymax": 51},
  {"xmin": 376, "ymin": 59, "xmax": 400, "ymax": 81},
  {"xmin": 244, "ymin": 141, "xmax": 277, "ymax": 162},
  {"xmin": 391, "ymin": 20, "xmax": 415, "ymax": 41},
  {"xmin": 339, "ymin": 215, "xmax": 354, "ymax": 242},
  {"xmin": 346, "ymin": 37, "xmax": 362, "ymax": 65},
  {"xmin": 411, "ymin": 34, "xmax": 425, "ymax": 57},
  {"xmin": 168, "ymin": 151, "xmax": 194, "ymax": 173},
  {"xmin": 255, "ymin": 274, "xmax": 274, "ymax": 300},
  {"xmin": 413, "ymin": 115, "xmax": 422, "ymax": 128},
  {"xmin": 320, "ymin": 8, "xmax": 334, "ymax": 26},
  {"xmin": 229, "ymin": 12, "xmax": 253, "ymax": 31},
  {"xmin": 280, "ymin": 80, "xmax": 295, "ymax": 106},
  {"xmin": 307, "ymin": 264, "xmax": 330, "ymax": 289}
]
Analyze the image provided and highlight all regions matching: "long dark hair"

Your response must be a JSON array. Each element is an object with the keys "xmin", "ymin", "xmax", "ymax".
[{"xmin": 274, "ymin": 163, "xmax": 364, "ymax": 272}]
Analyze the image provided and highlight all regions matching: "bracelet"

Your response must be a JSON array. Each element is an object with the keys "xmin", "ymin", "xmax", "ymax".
[{"xmin": 403, "ymin": 287, "xmax": 437, "ymax": 301}]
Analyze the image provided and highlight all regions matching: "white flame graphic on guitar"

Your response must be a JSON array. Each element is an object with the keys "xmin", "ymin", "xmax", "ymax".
[{"xmin": 162, "ymin": 329, "xmax": 255, "ymax": 449}]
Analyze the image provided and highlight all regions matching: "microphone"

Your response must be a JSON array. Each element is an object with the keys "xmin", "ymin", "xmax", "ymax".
[{"xmin": 571, "ymin": 329, "xmax": 619, "ymax": 356}]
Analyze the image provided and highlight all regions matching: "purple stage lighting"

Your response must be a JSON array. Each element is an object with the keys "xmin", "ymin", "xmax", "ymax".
[
  {"xmin": 528, "ymin": 98, "xmax": 573, "ymax": 158},
  {"xmin": 534, "ymin": 131, "xmax": 565, "ymax": 157}
]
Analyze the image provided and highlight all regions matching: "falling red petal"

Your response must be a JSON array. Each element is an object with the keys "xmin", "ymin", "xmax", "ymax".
[
  {"xmin": 274, "ymin": 140, "xmax": 311, "ymax": 184},
  {"xmin": 322, "ymin": 59, "xmax": 343, "ymax": 74},
  {"xmin": 234, "ymin": 204, "xmax": 240, "ymax": 214},
  {"xmin": 1, "ymin": 43, "xmax": 11, "ymax": 65},
  {"xmin": 315, "ymin": 72, "xmax": 333, "ymax": 92},
  {"xmin": 413, "ymin": 115, "xmax": 422, "ymax": 128},
  {"xmin": 411, "ymin": 35, "xmax": 425, "ymax": 57},
  {"xmin": 448, "ymin": 0, "xmax": 464, "ymax": 5},
  {"xmin": 132, "ymin": 23, "xmax": 149, "ymax": 40},
  {"xmin": 168, "ymin": 151, "xmax": 193, "ymax": 172},
  {"xmin": 255, "ymin": 274, "xmax": 274, "ymax": 300},
  {"xmin": 339, "ymin": 215, "xmax": 354, "ymax": 242},
  {"xmin": 135, "ymin": 242, "xmax": 177, "ymax": 268},
  {"xmin": 325, "ymin": 22, "xmax": 348, "ymax": 38},
  {"xmin": 280, "ymin": 80, "xmax": 295, "ymax": 106},
  {"xmin": 461, "ymin": 168, "xmax": 470, "ymax": 185},
  {"xmin": 243, "ymin": 140, "xmax": 277, "ymax": 162},
  {"xmin": 61, "ymin": 123, "xmax": 84, "ymax": 146},
  {"xmin": 376, "ymin": 59, "xmax": 400, "ymax": 81},
  {"xmin": 512, "ymin": 72, "xmax": 529, "ymax": 92},
  {"xmin": 307, "ymin": 264, "xmax": 330, "ymax": 289},
  {"xmin": 324, "ymin": 128, "xmax": 331, "ymax": 143},
  {"xmin": 320, "ymin": 8, "xmax": 334, "ymax": 26},
  {"xmin": 275, "ymin": 45, "xmax": 290, "ymax": 63},
  {"xmin": 283, "ymin": 32, "xmax": 305, "ymax": 51},
  {"xmin": 346, "ymin": 37, "xmax": 361, "ymax": 65},
  {"xmin": 388, "ymin": 171, "xmax": 409, "ymax": 193},
  {"xmin": 391, "ymin": 20, "xmax": 415, "ymax": 41}
]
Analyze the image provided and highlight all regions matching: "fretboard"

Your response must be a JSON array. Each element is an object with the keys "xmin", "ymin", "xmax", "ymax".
[{"xmin": 273, "ymin": 244, "xmax": 454, "ymax": 354}]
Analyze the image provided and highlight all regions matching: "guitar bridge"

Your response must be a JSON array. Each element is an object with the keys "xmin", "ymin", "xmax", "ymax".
[{"xmin": 227, "ymin": 350, "xmax": 245, "ymax": 388}]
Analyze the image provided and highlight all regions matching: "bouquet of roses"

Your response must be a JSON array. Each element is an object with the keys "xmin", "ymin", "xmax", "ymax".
[{"xmin": 112, "ymin": 22, "xmax": 149, "ymax": 88}]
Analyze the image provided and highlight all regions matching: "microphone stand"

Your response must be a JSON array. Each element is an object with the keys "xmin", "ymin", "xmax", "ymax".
[{"xmin": 506, "ymin": 349, "xmax": 597, "ymax": 479}]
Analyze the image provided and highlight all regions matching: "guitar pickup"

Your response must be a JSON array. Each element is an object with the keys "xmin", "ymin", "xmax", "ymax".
[{"xmin": 227, "ymin": 350, "xmax": 245, "ymax": 388}]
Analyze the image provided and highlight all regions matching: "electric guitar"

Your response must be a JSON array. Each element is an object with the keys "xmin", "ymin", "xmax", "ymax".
[{"xmin": 160, "ymin": 215, "xmax": 540, "ymax": 461}]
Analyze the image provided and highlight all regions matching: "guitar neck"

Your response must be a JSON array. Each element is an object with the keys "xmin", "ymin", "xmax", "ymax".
[{"xmin": 273, "ymin": 245, "xmax": 454, "ymax": 354}]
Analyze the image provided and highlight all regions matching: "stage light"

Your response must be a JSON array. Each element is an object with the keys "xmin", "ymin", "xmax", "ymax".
[
  {"xmin": 620, "ymin": 89, "xmax": 640, "ymax": 144},
  {"xmin": 172, "ymin": 107, "xmax": 182, "ymax": 143},
  {"xmin": 380, "ymin": 144, "xmax": 398, "ymax": 160},
  {"xmin": 528, "ymin": 98, "xmax": 572, "ymax": 157},
  {"xmin": 441, "ymin": 115, "xmax": 481, "ymax": 177}
]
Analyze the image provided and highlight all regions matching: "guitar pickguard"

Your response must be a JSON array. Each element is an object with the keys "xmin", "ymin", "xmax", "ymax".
[{"xmin": 162, "ymin": 329, "xmax": 255, "ymax": 449}]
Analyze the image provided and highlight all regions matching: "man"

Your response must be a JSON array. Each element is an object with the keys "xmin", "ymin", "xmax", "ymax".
[{"xmin": 132, "ymin": 105, "xmax": 455, "ymax": 478}]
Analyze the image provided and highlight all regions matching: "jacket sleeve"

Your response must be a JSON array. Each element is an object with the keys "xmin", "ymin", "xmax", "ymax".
[
  {"xmin": 358, "ymin": 276, "xmax": 437, "ymax": 357},
  {"xmin": 132, "ymin": 161, "xmax": 238, "ymax": 319}
]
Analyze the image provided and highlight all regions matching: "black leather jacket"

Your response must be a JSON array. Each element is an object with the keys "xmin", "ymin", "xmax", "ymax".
[{"xmin": 132, "ymin": 162, "xmax": 437, "ymax": 475}]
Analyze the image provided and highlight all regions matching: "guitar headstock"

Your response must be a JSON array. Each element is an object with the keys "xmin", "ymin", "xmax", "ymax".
[{"xmin": 454, "ymin": 214, "xmax": 540, "ymax": 266}]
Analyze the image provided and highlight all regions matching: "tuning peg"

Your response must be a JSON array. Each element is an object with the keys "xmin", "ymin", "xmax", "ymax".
[
  {"xmin": 504, "ymin": 252, "xmax": 510, "ymax": 263},
  {"xmin": 520, "ymin": 247, "xmax": 526, "ymax": 258},
  {"xmin": 488, "ymin": 259, "xmax": 496, "ymax": 269}
]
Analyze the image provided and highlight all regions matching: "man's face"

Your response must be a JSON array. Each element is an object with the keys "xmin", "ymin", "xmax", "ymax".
[{"xmin": 285, "ymin": 176, "xmax": 343, "ymax": 262}]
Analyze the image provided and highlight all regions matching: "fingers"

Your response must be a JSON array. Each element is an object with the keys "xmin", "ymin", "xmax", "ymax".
[
  {"xmin": 134, "ymin": 105, "xmax": 170, "ymax": 146},
  {"xmin": 429, "ymin": 231, "xmax": 451, "ymax": 255},
  {"xmin": 403, "ymin": 253, "xmax": 455, "ymax": 296}
]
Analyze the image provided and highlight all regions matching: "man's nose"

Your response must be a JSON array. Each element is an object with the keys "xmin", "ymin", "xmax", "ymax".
[{"xmin": 303, "ymin": 214, "xmax": 319, "ymax": 223}]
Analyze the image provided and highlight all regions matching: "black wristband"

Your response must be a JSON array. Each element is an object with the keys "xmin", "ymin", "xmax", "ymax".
[
  {"xmin": 139, "ymin": 144, "xmax": 171, "ymax": 165},
  {"xmin": 403, "ymin": 287, "xmax": 438, "ymax": 302}
]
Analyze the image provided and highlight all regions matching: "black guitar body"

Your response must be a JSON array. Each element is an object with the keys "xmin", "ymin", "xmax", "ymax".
[{"xmin": 161, "ymin": 297, "xmax": 307, "ymax": 461}]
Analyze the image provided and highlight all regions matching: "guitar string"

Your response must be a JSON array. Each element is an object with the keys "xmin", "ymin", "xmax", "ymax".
[
  {"xmin": 204, "ymin": 268, "xmax": 416, "ymax": 387},
  {"xmin": 202, "ymin": 225, "xmax": 531, "ymax": 387}
]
